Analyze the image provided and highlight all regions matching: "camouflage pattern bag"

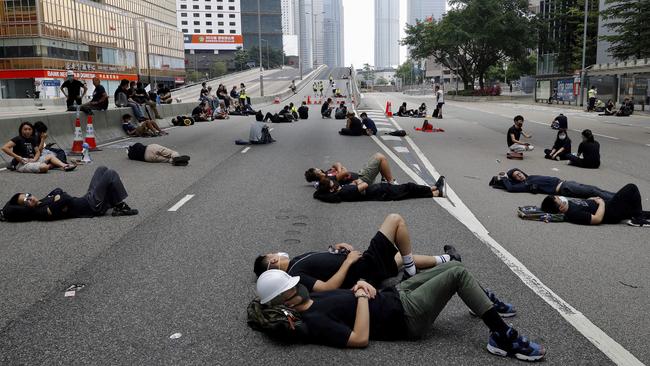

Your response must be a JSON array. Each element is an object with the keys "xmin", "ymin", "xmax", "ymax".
[
  {"xmin": 246, "ymin": 298, "xmax": 308, "ymax": 343},
  {"xmin": 517, "ymin": 206, "xmax": 565, "ymax": 223}
]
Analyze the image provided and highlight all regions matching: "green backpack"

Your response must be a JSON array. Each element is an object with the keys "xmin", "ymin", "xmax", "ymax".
[
  {"xmin": 246, "ymin": 298, "xmax": 308, "ymax": 343},
  {"xmin": 517, "ymin": 206, "xmax": 565, "ymax": 222}
]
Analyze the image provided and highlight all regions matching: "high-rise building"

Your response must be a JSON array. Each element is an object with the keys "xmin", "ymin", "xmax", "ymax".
[
  {"xmin": 0, "ymin": 0, "xmax": 185, "ymax": 98},
  {"xmin": 240, "ymin": 0, "xmax": 283, "ymax": 52},
  {"xmin": 374, "ymin": 0, "xmax": 399, "ymax": 68},
  {"xmin": 407, "ymin": 0, "xmax": 445, "ymax": 24},
  {"xmin": 311, "ymin": 0, "xmax": 324, "ymax": 67},
  {"xmin": 297, "ymin": 0, "xmax": 314, "ymax": 72},
  {"xmin": 323, "ymin": 0, "xmax": 344, "ymax": 67},
  {"xmin": 281, "ymin": 0, "xmax": 299, "ymax": 59}
]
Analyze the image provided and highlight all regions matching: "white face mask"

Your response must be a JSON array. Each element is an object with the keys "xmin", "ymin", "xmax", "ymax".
[
  {"xmin": 277, "ymin": 252, "xmax": 289, "ymax": 259},
  {"xmin": 558, "ymin": 196, "xmax": 569, "ymax": 207},
  {"xmin": 558, "ymin": 134, "xmax": 566, "ymax": 140}
]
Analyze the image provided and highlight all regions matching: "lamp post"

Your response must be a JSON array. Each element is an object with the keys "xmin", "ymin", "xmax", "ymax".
[
  {"xmin": 261, "ymin": 39, "xmax": 270, "ymax": 70},
  {"xmin": 257, "ymin": 0, "xmax": 264, "ymax": 96},
  {"xmin": 579, "ymin": 0, "xmax": 589, "ymax": 107}
]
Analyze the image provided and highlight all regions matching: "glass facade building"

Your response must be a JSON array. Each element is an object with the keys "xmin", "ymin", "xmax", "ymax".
[{"xmin": 0, "ymin": 0, "xmax": 185, "ymax": 98}]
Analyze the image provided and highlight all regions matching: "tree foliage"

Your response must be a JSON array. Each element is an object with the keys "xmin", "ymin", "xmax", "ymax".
[
  {"xmin": 247, "ymin": 46, "xmax": 286, "ymax": 69},
  {"xmin": 210, "ymin": 61, "xmax": 228, "ymax": 78},
  {"xmin": 600, "ymin": 0, "xmax": 650, "ymax": 60},
  {"xmin": 361, "ymin": 63, "xmax": 375, "ymax": 82},
  {"xmin": 234, "ymin": 48, "xmax": 249, "ymax": 71},
  {"xmin": 402, "ymin": 0, "xmax": 535, "ymax": 89},
  {"xmin": 395, "ymin": 60, "xmax": 424, "ymax": 85},
  {"xmin": 485, "ymin": 53, "xmax": 537, "ymax": 82}
]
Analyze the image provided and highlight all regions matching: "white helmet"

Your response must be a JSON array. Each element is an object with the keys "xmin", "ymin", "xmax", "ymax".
[
  {"xmin": 66, "ymin": 70, "xmax": 74, "ymax": 77},
  {"xmin": 256, "ymin": 269, "xmax": 300, "ymax": 304}
]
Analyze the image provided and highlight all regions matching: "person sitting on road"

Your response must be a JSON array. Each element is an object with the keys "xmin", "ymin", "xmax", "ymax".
[
  {"xmin": 230, "ymin": 85, "xmax": 239, "ymax": 100},
  {"xmin": 594, "ymin": 99, "xmax": 606, "ymax": 112},
  {"xmin": 544, "ymin": 130, "xmax": 572, "ymax": 161},
  {"xmin": 314, "ymin": 175, "xmax": 446, "ymax": 203},
  {"xmin": 2, "ymin": 122, "xmax": 75, "ymax": 173},
  {"xmin": 216, "ymin": 84, "xmax": 232, "ymax": 110},
  {"xmin": 414, "ymin": 103, "xmax": 427, "ymax": 118},
  {"xmin": 599, "ymin": 99, "xmax": 615, "ymax": 116},
  {"xmin": 397, "ymin": 102, "xmax": 414, "ymax": 117},
  {"xmin": 305, "ymin": 153, "xmax": 397, "ymax": 188},
  {"xmin": 567, "ymin": 129, "xmax": 600, "ymax": 169},
  {"xmin": 490, "ymin": 168, "xmax": 615, "ymax": 200},
  {"xmin": 550, "ymin": 113, "xmax": 567, "ymax": 130},
  {"xmin": 339, "ymin": 112, "xmax": 365, "ymax": 136},
  {"xmin": 334, "ymin": 101, "xmax": 348, "ymax": 119},
  {"xmin": 133, "ymin": 81, "xmax": 162, "ymax": 119},
  {"xmin": 192, "ymin": 102, "xmax": 211, "ymax": 122},
  {"xmin": 615, "ymin": 98, "xmax": 632, "ymax": 117},
  {"xmin": 298, "ymin": 102, "xmax": 309, "ymax": 119},
  {"xmin": 0, "ymin": 166, "xmax": 138, "ymax": 222},
  {"xmin": 254, "ymin": 257, "xmax": 543, "ymax": 360},
  {"xmin": 127, "ymin": 142, "xmax": 190, "ymax": 166},
  {"xmin": 507, "ymin": 115, "xmax": 533, "ymax": 152},
  {"xmin": 121, "ymin": 114, "xmax": 166, "ymax": 137},
  {"xmin": 289, "ymin": 102, "xmax": 299, "ymax": 120},
  {"xmin": 115, "ymin": 79, "xmax": 146, "ymax": 122},
  {"xmin": 263, "ymin": 106, "xmax": 293, "ymax": 123},
  {"xmin": 212, "ymin": 101, "xmax": 230, "ymax": 120},
  {"xmin": 157, "ymin": 83, "xmax": 172, "ymax": 104},
  {"xmin": 321, "ymin": 98, "xmax": 334, "ymax": 118},
  {"xmin": 360, "ymin": 112, "xmax": 377, "ymax": 135},
  {"xmin": 199, "ymin": 82, "xmax": 209, "ymax": 101},
  {"xmin": 541, "ymin": 183, "xmax": 650, "ymax": 227},
  {"xmin": 255, "ymin": 214, "xmax": 465, "ymax": 290},
  {"xmin": 239, "ymin": 83, "xmax": 251, "ymax": 107}
]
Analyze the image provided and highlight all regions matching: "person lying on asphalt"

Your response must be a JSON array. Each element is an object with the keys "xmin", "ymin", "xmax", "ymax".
[
  {"xmin": 127, "ymin": 143, "xmax": 190, "ymax": 166},
  {"xmin": 313, "ymin": 175, "xmax": 446, "ymax": 203},
  {"xmin": 2, "ymin": 121, "xmax": 76, "ymax": 173},
  {"xmin": 0, "ymin": 166, "xmax": 138, "ymax": 222},
  {"xmin": 540, "ymin": 183, "xmax": 650, "ymax": 227},
  {"xmin": 305, "ymin": 152, "xmax": 396, "ymax": 187},
  {"xmin": 490, "ymin": 168, "xmax": 615, "ymax": 200},
  {"xmin": 254, "ymin": 263, "xmax": 543, "ymax": 360}
]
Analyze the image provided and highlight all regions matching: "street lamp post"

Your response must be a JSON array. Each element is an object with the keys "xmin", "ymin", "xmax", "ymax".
[
  {"xmin": 257, "ymin": 0, "xmax": 264, "ymax": 96},
  {"xmin": 579, "ymin": 0, "xmax": 589, "ymax": 107},
  {"xmin": 261, "ymin": 39, "xmax": 270, "ymax": 70}
]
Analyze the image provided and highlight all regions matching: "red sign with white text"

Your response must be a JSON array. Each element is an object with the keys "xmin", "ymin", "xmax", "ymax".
[
  {"xmin": 0, "ymin": 69, "xmax": 138, "ymax": 81},
  {"xmin": 190, "ymin": 34, "xmax": 243, "ymax": 44}
]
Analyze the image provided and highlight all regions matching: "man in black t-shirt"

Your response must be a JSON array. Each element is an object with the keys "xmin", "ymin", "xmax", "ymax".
[
  {"xmin": 297, "ymin": 102, "xmax": 309, "ymax": 119},
  {"xmin": 304, "ymin": 152, "xmax": 396, "ymax": 187},
  {"xmin": 254, "ymin": 214, "xmax": 461, "ymax": 292},
  {"xmin": 60, "ymin": 70, "xmax": 87, "ymax": 111},
  {"xmin": 339, "ymin": 112, "xmax": 365, "ymax": 136},
  {"xmin": 79, "ymin": 78, "xmax": 108, "ymax": 113},
  {"xmin": 313, "ymin": 176, "xmax": 445, "ymax": 203},
  {"xmin": 540, "ymin": 184, "xmax": 650, "ymax": 226},
  {"xmin": 507, "ymin": 115, "xmax": 533, "ymax": 152},
  {"xmin": 157, "ymin": 83, "xmax": 172, "ymax": 104}
]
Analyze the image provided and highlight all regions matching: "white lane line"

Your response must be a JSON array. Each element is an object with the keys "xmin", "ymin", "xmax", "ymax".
[
  {"xmin": 168, "ymin": 194, "xmax": 195, "ymax": 212},
  {"xmin": 413, "ymin": 164, "xmax": 421, "ymax": 171},
  {"xmin": 241, "ymin": 147, "xmax": 251, "ymax": 153},
  {"xmin": 380, "ymin": 135, "xmax": 402, "ymax": 141},
  {"xmin": 362, "ymin": 107, "xmax": 643, "ymax": 366},
  {"xmin": 97, "ymin": 136, "xmax": 132, "ymax": 148},
  {"xmin": 374, "ymin": 122, "xmax": 393, "ymax": 126},
  {"xmin": 0, "ymin": 167, "xmax": 6, "ymax": 172},
  {"xmin": 394, "ymin": 146, "xmax": 409, "ymax": 153},
  {"xmin": 377, "ymin": 127, "xmax": 394, "ymax": 132}
]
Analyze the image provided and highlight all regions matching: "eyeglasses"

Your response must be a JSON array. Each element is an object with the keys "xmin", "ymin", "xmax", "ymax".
[{"xmin": 23, "ymin": 193, "xmax": 32, "ymax": 206}]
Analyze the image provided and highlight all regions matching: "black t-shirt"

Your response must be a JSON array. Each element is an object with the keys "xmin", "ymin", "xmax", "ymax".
[
  {"xmin": 577, "ymin": 141, "xmax": 600, "ymax": 167},
  {"xmin": 61, "ymin": 79, "xmax": 84, "ymax": 99},
  {"xmin": 564, "ymin": 199, "xmax": 599, "ymax": 225},
  {"xmin": 507, "ymin": 125, "xmax": 521, "ymax": 147},
  {"xmin": 298, "ymin": 105, "xmax": 309, "ymax": 119},
  {"xmin": 10, "ymin": 135, "xmax": 37, "ymax": 159},
  {"xmin": 127, "ymin": 143, "xmax": 147, "ymax": 161},
  {"xmin": 337, "ymin": 184, "xmax": 364, "ymax": 201},
  {"xmin": 288, "ymin": 252, "xmax": 346, "ymax": 291},
  {"xmin": 133, "ymin": 87, "xmax": 149, "ymax": 103},
  {"xmin": 192, "ymin": 106, "xmax": 203, "ymax": 116},
  {"xmin": 91, "ymin": 85, "xmax": 108, "ymax": 110},
  {"xmin": 321, "ymin": 102, "xmax": 330, "ymax": 113},
  {"xmin": 157, "ymin": 87, "xmax": 170, "ymax": 96},
  {"xmin": 348, "ymin": 117, "xmax": 364, "ymax": 134},
  {"xmin": 301, "ymin": 288, "xmax": 407, "ymax": 348},
  {"xmin": 200, "ymin": 87, "xmax": 208, "ymax": 97},
  {"xmin": 552, "ymin": 137, "xmax": 571, "ymax": 152},
  {"xmin": 555, "ymin": 115, "xmax": 568, "ymax": 130}
]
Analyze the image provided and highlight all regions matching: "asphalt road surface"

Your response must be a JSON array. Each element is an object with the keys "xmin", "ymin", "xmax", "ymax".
[{"xmin": 0, "ymin": 67, "xmax": 647, "ymax": 365}]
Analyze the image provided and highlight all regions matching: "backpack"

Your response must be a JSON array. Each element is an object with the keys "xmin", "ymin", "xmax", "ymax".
[
  {"xmin": 388, "ymin": 130, "xmax": 407, "ymax": 137},
  {"xmin": 517, "ymin": 206, "xmax": 564, "ymax": 222},
  {"xmin": 246, "ymin": 298, "xmax": 308, "ymax": 343},
  {"xmin": 172, "ymin": 115, "xmax": 194, "ymax": 126}
]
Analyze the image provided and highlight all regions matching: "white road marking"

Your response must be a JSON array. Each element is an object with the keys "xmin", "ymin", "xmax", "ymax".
[
  {"xmin": 413, "ymin": 164, "xmax": 421, "ymax": 171},
  {"xmin": 377, "ymin": 127, "xmax": 394, "ymax": 132},
  {"xmin": 394, "ymin": 146, "xmax": 409, "ymax": 153},
  {"xmin": 168, "ymin": 194, "xmax": 195, "ymax": 212},
  {"xmin": 0, "ymin": 168, "xmax": 6, "ymax": 172},
  {"xmin": 96, "ymin": 137, "xmax": 132, "ymax": 148},
  {"xmin": 241, "ymin": 147, "xmax": 251, "ymax": 153},
  {"xmin": 374, "ymin": 122, "xmax": 393, "ymax": 126},
  {"xmin": 361, "ymin": 107, "xmax": 643, "ymax": 366},
  {"xmin": 380, "ymin": 135, "xmax": 402, "ymax": 141}
]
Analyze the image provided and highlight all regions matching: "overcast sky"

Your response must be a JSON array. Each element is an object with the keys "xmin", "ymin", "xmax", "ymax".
[{"xmin": 343, "ymin": 0, "xmax": 408, "ymax": 68}]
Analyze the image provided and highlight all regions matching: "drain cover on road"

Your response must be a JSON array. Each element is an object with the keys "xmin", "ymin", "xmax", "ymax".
[
  {"xmin": 285, "ymin": 230, "xmax": 301, "ymax": 235},
  {"xmin": 284, "ymin": 239, "xmax": 301, "ymax": 244},
  {"xmin": 275, "ymin": 215, "xmax": 290, "ymax": 220},
  {"xmin": 292, "ymin": 222, "xmax": 307, "ymax": 227}
]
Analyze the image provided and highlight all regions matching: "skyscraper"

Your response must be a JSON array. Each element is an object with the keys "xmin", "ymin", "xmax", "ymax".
[
  {"xmin": 407, "ymin": 0, "xmax": 446, "ymax": 24},
  {"xmin": 311, "ymin": 0, "xmax": 325, "ymax": 67},
  {"xmin": 374, "ymin": 0, "xmax": 400, "ymax": 68},
  {"xmin": 298, "ymin": 0, "xmax": 314, "ymax": 72},
  {"xmin": 323, "ymin": 0, "xmax": 344, "ymax": 67}
]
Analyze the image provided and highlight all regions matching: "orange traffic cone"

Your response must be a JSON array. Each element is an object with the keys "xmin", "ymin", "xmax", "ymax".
[
  {"xmin": 385, "ymin": 101, "xmax": 393, "ymax": 117},
  {"xmin": 274, "ymin": 96, "xmax": 281, "ymax": 104},
  {"xmin": 71, "ymin": 116, "xmax": 84, "ymax": 155},
  {"xmin": 84, "ymin": 114, "xmax": 97, "ymax": 150},
  {"xmin": 307, "ymin": 95, "xmax": 312, "ymax": 104}
]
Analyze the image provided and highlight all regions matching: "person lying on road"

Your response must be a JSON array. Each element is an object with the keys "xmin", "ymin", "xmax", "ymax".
[
  {"xmin": 0, "ymin": 166, "xmax": 138, "ymax": 222},
  {"xmin": 304, "ymin": 152, "xmax": 396, "ymax": 187},
  {"xmin": 127, "ymin": 143, "xmax": 190, "ymax": 166},
  {"xmin": 313, "ymin": 175, "xmax": 446, "ymax": 203},
  {"xmin": 540, "ymin": 183, "xmax": 650, "ymax": 227}
]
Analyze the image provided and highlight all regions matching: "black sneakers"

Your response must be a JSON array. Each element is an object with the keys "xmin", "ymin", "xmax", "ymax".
[
  {"xmin": 172, "ymin": 155, "xmax": 191, "ymax": 166},
  {"xmin": 443, "ymin": 244, "xmax": 462, "ymax": 262},
  {"xmin": 111, "ymin": 202, "xmax": 139, "ymax": 216},
  {"xmin": 627, "ymin": 217, "xmax": 650, "ymax": 227},
  {"xmin": 435, "ymin": 176, "xmax": 446, "ymax": 197}
]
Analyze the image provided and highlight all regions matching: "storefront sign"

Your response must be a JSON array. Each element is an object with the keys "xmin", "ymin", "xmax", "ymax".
[
  {"xmin": 186, "ymin": 34, "xmax": 243, "ymax": 44},
  {"xmin": 0, "ymin": 69, "xmax": 137, "ymax": 81},
  {"xmin": 41, "ymin": 80, "xmax": 61, "ymax": 87}
]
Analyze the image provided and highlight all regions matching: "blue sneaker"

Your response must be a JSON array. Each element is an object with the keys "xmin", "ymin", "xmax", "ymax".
[
  {"xmin": 485, "ymin": 288, "xmax": 517, "ymax": 318},
  {"xmin": 487, "ymin": 327, "xmax": 546, "ymax": 362}
]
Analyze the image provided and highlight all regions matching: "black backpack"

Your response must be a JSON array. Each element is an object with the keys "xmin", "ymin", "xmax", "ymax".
[
  {"xmin": 172, "ymin": 115, "xmax": 194, "ymax": 126},
  {"xmin": 246, "ymin": 298, "xmax": 308, "ymax": 343}
]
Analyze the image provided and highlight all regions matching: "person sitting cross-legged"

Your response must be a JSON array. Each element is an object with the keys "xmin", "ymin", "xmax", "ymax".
[{"xmin": 544, "ymin": 130, "xmax": 571, "ymax": 161}]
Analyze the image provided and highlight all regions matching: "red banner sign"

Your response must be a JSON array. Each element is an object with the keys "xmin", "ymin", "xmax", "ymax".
[{"xmin": 0, "ymin": 69, "xmax": 138, "ymax": 81}]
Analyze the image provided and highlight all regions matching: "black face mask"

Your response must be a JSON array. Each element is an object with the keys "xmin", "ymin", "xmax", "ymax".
[{"xmin": 269, "ymin": 284, "xmax": 310, "ymax": 306}]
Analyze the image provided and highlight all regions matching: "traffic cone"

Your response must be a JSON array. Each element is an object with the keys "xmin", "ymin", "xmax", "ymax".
[
  {"xmin": 274, "ymin": 96, "xmax": 281, "ymax": 104},
  {"xmin": 307, "ymin": 95, "xmax": 312, "ymax": 105},
  {"xmin": 385, "ymin": 101, "xmax": 393, "ymax": 117},
  {"xmin": 84, "ymin": 114, "xmax": 98, "ymax": 150},
  {"xmin": 71, "ymin": 116, "xmax": 84, "ymax": 155}
]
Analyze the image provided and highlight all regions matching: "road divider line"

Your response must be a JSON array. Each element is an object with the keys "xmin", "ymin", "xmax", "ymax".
[
  {"xmin": 241, "ymin": 147, "xmax": 251, "ymax": 154},
  {"xmin": 361, "ymin": 105, "xmax": 642, "ymax": 366},
  {"xmin": 168, "ymin": 194, "xmax": 194, "ymax": 212}
]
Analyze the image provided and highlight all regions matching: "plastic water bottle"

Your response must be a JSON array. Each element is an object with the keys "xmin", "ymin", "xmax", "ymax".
[
  {"xmin": 81, "ymin": 143, "xmax": 92, "ymax": 163},
  {"xmin": 156, "ymin": 95, "xmax": 161, "ymax": 105}
]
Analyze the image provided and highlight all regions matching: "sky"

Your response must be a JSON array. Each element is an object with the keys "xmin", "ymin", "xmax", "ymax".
[{"xmin": 343, "ymin": 0, "xmax": 408, "ymax": 68}]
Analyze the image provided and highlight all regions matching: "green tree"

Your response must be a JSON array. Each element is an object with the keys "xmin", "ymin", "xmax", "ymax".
[
  {"xmin": 395, "ymin": 60, "xmax": 423, "ymax": 85},
  {"xmin": 485, "ymin": 53, "xmax": 537, "ymax": 82},
  {"xmin": 375, "ymin": 76, "xmax": 389, "ymax": 85},
  {"xmin": 402, "ymin": 0, "xmax": 535, "ymax": 89},
  {"xmin": 247, "ymin": 46, "xmax": 285, "ymax": 69},
  {"xmin": 234, "ymin": 48, "xmax": 249, "ymax": 71},
  {"xmin": 186, "ymin": 71, "xmax": 203, "ymax": 83},
  {"xmin": 361, "ymin": 63, "xmax": 375, "ymax": 83},
  {"xmin": 210, "ymin": 61, "xmax": 228, "ymax": 78},
  {"xmin": 600, "ymin": 0, "xmax": 650, "ymax": 60}
]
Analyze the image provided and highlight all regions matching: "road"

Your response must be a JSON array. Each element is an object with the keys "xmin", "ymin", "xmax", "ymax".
[{"xmin": 0, "ymin": 67, "xmax": 646, "ymax": 365}]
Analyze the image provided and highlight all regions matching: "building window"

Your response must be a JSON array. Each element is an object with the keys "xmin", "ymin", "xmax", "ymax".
[
  {"xmin": 229, "ymin": 22, "xmax": 235, "ymax": 26},
  {"xmin": 218, "ymin": 29, "xmax": 224, "ymax": 33},
  {"xmin": 228, "ymin": 6, "xmax": 234, "ymax": 10},
  {"xmin": 218, "ymin": 21, "xmax": 224, "ymax": 25},
  {"xmin": 217, "ymin": 14, "xmax": 223, "ymax": 18},
  {"xmin": 194, "ymin": 21, "xmax": 200, "ymax": 25},
  {"xmin": 194, "ymin": 29, "xmax": 200, "ymax": 33},
  {"xmin": 192, "ymin": 5, "xmax": 198, "ymax": 9},
  {"xmin": 206, "ymin": 29, "xmax": 212, "ymax": 33},
  {"xmin": 180, "ymin": 4, "xmax": 186, "ymax": 9},
  {"xmin": 193, "ymin": 13, "xmax": 199, "ymax": 17},
  {"xmin": 181, "ymin": 13, "xmax": 187, "ymax": 17},
  {"xmin": 206, "ymin": 14, "xmax": 212, "ymax": 17},
  {"xmin": 181, "ymin": 21, "xmax": 188, "ymax": 25},
  {"xmin": 205, "ymin": 5, "xmax": 211, "ymax": 9},
  {"xmin": 217, "ymin": 6, "xmax": 222, "ymax": 9},
  {"xmin": 182, "ymin": 28, "xmax": 188, "ymax": 33},
  {"xmin": 206, "ymin": 21, "xmax": 212, "ymax": 25},
  {"xmin": 229, "ymin": 14, "xmax": 235, "ymax": 18}
]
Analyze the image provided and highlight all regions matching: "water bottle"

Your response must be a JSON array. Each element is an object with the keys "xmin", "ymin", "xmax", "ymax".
[
  {"xmin": 81, "ymin": 142, "xmax": 92, "ymax": 163},
  {"xmin": 156, "ymin": 95, "xmax": 161, "ymax": 105}
]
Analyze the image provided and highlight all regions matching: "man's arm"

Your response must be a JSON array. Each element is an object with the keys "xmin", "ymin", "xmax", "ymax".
[
  {"xmin": 551, "ymin": 147, "xmax": 565, "ymax": 159},
  {"xmin": 590, "ymin": 198, "xmax": 605, "ymax": 225},
  {"xmin": 60, "ymin": 84, "xmax": 68, "ymax": 97},
  {"xmin": 81, "ymin": 84, "xmax": 88, "ymax": 98},
  {"xmin": 501, "ymin": 178, "xmax": 529, "ymax": 193},
  {"xmin": 312, "ymin": 250, "xmax": 362, "ymax": 292},
  {"xmin": 1, "ymin": 140, "xmax": 24, "ymax": 162},
  {"xmin": 96, "ymin": 92, "xmax": 108, "ymax": 105},
  {"xmin": 510, "ymin": 133, "xmax": 526, "ymax": 145},
  {"xmin": 346, "ymin": 281, "xmax": 374, "ymax": 348},
  {"xmin": 355, "ymin": 181, "xmax": 369, "ymax": 193}
]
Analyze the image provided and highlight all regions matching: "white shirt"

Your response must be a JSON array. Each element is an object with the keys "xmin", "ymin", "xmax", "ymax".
[{"xmin": 436, "ymin": 89, "xmax": 444, "ymax": 104}]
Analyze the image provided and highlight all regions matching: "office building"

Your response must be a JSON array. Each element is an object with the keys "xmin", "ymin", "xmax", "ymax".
[
  {"xmin": 374, "ymin": 0, "xmax": 399, "ymax": 68},
  {"xmin": 323, "ymin": 0, "xmax": 344, "ymax": 67},
  {"xmin": 407, "ymin": 0, "xmax": 445, "ymax": 24},
  {"xmin": 0, "ymin": 0, "xmax": 185, "ymax": 99},
  {"xmin": 240, "ymin": 0, "xmax": 283, "ymax": 52}
]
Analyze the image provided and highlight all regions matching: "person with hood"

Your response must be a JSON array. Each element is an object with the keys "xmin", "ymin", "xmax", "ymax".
[
  {"xmin": 0, "ymin": 166, "xmax": 138, "ymax": 222},
  {"xmin": 544, "ymin": 130, "xmax": 572, "ymax": 160},
  {"xmin": 567, "ymin": 129, "xmax": 600, "ymax": 169},
  {"xmin": 491, "ymin": 168, "xmax": 615, "ymax": 200},
  {"xmin": 550, "ymin": 113, "xmax": 567, "ymax": 130},
  {"xmin": 313, "ymin": 175, "xmax": 446, "ymax": 203}
]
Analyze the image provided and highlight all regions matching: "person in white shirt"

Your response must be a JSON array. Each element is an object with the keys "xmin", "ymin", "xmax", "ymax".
[{"xmin": 435, "ymin": 85, "xmax": 444, "ymax": 119}]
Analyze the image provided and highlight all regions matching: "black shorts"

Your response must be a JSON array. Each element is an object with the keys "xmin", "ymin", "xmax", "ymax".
[{"xmin": 343, "ymin": 231, "xmax": 399, "ymax": 288}]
